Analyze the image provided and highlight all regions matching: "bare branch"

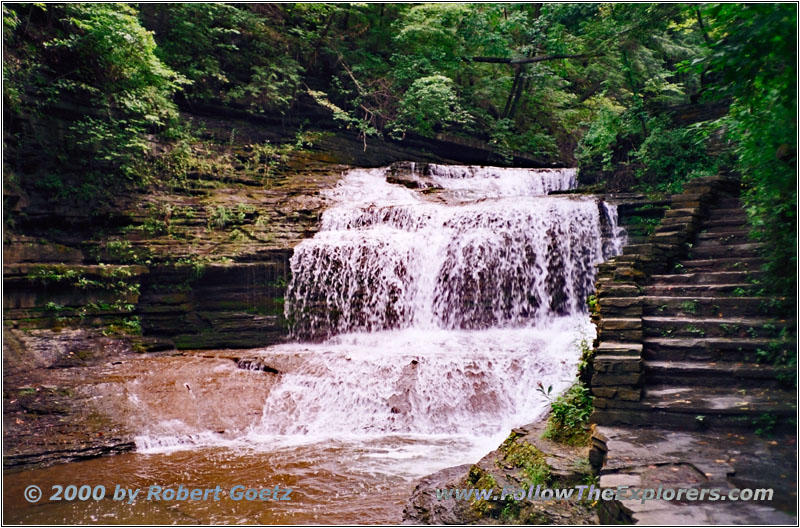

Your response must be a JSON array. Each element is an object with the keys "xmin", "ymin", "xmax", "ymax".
[{"xmin": 466, "ymin": 53, "xmax": 598, "ymax": 65}]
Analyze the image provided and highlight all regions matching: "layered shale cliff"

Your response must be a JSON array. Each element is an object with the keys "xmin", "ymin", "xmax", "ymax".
[{"xmin": 3, "ymin": 105, "xmax": 664, "ymax": 470}]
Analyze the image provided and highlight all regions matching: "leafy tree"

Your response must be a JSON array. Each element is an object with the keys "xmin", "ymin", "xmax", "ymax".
[
  {"xmin": 391, "ymin": 75, "xmax": 471, "ymax": 138},
  {"xmin": 140, "ymin": 4, "xmax": 303, "ymax": 113},
  {"xmin": 4, "ymin": 3, "xmax": 180, "ymax": 203},
  {"xmin": 697, "ymin": 3, "xmax": 796, "ymax": 294}
]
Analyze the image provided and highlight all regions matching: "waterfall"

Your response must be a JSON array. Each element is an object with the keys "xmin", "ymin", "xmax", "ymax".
[
  {"xmin": 286, "ymin": 166, "xmax": 613, "ymax": 340},
  {"xmin": 135, "ymin": 164, "xmax": 624, "ymax": 469},
  {"xmin": 251, "ymin": 322, "xmax": 592, "ymax": 439},
  {"xmin": 244, "ymin": 165, "xmax": 623, "ymax": 442},
  {"xmin": 601, "ymin": 201, "xmax": 627, "ymax": 259}
]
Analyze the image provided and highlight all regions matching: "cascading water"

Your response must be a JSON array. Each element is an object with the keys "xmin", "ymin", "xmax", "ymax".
[
  {"xmin": 242, "ymin": 165, "xmax": 624, "ymax": 448},
  {"xmin": 133, "ymin": 164, "xmax": 625, "ymax": 454},
  {"xmin": 286, "ymin": 166, "xmax": 609, "ymax": 339}
]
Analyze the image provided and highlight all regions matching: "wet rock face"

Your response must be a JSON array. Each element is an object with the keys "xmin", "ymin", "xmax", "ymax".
[
  {"xmin": 3, "ymin": 326, "xmax": 281, "ymax": 469},
  {"xmin": 402, "ymin": 464, "xmax": 476, "ymax": 524},
  {"xmin": 138, "ymin": 258, "xmax": 293, "ymax": 350},
  {"xmin": 3, "ymin": 327, "xmax": 139, "ymax": 469}
]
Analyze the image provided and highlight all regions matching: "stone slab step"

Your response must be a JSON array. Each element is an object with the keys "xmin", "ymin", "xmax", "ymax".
[
  {"xmin": 706, "ymin": 208, "xmax": 748, "ymax": 219},
  {"xmin": 696, "ymin": 232, "xmax": 752, "ymax": 245},
  {"xmin": 651, "ymin": 270, "xmax": 763, "ymax": 285},
  {"xmin": 624, "ymin": 235, "xmax": 648, "ymax": 245},
  {"xmin": 702, "ymin": 217, "xmax": 749, "ymax": 228},
  {"xmin": 642, "ymin": 385, "xmax": 796, "ymax": 417},
  {"xmin": 678, "ymin": 257, "xmax": 764, "ymax": 272},
  {"xmin": 622, "ymin": 244, "xmax": 652, "ymax": 256},
  {"xmin": 592, "ymin": 401, "xmax": 795, "ymax": 431},
  {"xmin": 643, "ymin": 283, "xmax": 752, "ymax": 296},
  {"xmin": 643, "ymin": 316, "xmax": 787, "ymax": 338},
  {"xmin": 644, "ymin": 360, "xmax": 785, "ymax": 388},
  {"xmin": 714, "ymin": 197, "xmax": 743, "ymax": 208},
  {"xmin": 689, "ymin": 243, "xmax": 763, "ymax": 259},
  {"xmin": 698, "ymin": 225, "xmax": 749, "ymax": 237},
  {"xmin": 664, "ymin": 208, "xmax": 702, "ymax": 219},
  {"xmin": 597, "ymin": 342, "xmax": 642, "ymax": 357},
  {"xmin": 642, "ymin": 296, "xmax": 771, "ymax": 317},
  {"xmin": 643, "ymin": 337, "xmax": 794, "ymax": 362},
  {"xmin": 694, "ymin": 236, "xmax": 757, "ymax": 249},
  {"xmin": 594, "ymin": 385, "xmax": 796, "ymax": 430}
]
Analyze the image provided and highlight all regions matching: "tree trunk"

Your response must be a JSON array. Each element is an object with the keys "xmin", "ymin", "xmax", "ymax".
[
  {"xmin": 501, "ymin": 65, "xmax": 523, "ymax": 119},
  {"xmin": 507, "ymin": 68, "xmax": 529, "ymax": 121}
]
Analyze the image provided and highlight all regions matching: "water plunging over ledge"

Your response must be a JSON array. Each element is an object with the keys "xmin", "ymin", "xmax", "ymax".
[{"xmin": 4, "ymin": 164, "xmax": 625, "ymax": 524}]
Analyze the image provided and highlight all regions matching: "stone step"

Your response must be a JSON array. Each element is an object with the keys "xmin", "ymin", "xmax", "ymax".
[
  {"xmin": 677, "ymin": 257, "xmax": 764, "ymax": 272},
  {"xmin": 689, "ymin": 243, "xmax": 763, "ymax": 259},
  {"xmin": 643, "ymin": 283, "xmax": 752, "ymax": 296},
  {"xmin": 643, "ymin": 360, "xmax": 785, "ymax": 388},
  {"xmin": 643, "ymin": 385, "xmax": 796, "ymax": 417},
  {"xmin": 702, "ymin": 217, "xmax": 749, "ymax": 228},
  {"xmin": 706, "ymin": 208, "xmax": 748, "ymax": 219},
  {"xmin": 698, "ymin": 225, "xmax": 749, "ymax": 237},
  {"xmin": 596, "ymin": 342, "xmax": 642, "ymax": 357},
  {"xmin": 642, "ymin": 337, "xmax": 793, "ymax": 363},
  {"xmin": 593, "ymin": 386, "xmax": 796, "ymax": 430},
  {"xmin": 622, "ymin": 244, "xmax": 651, "ymax": 256},
  {"xmin": 622, "ymin": 224, "xmax": 651, "ymax": 234},
  {"xmin": 664, "ymin": 208, "xmax": 701, "ymax": 219},
  {"xmin": 714, "ymin": 197, "xmax": 743, "ymax": 209},
  {"xmin": 696, "ymin": 232, "xmax": 752, "ymax": 245},
  {"xmin": 624, "ymin": 235, "xmax": 649, "ymax": 245},
  {"xmin": 651, "ymin": 270, "xmax": 763, "ymax": 285},
  {"xmin": 642, "ymin": 296, "xmax": 771, "ymax": 317},
  {"xmin": 598, "ymin": 318, "xmax": 643, "ymax": 341},
  {"xmin": 643, "ymin": 316, "xmax": 787, "ymax": 339}
]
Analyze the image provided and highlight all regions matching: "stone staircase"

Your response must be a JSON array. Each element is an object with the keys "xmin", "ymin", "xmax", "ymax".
[{"xmin": 590, "ymin": 176, "xmax": 796, "ymax": 430}]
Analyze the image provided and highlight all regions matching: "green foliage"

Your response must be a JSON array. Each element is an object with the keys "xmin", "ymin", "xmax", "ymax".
[
  {"xmin": 576, "ymin": 109, "xmax": 623, "ymax": 172},
  {"xmin": 753, "ymin": 413, "xmax": 779, "ymax": 438},
  {"xmin": 28, "ymin": 265, "xmax": 141, "ymax": 324},
  {"xmin": 689, "ymin": 4, "xmax": 795, "ymax": 294},
  {"xmin": 498, "ymin": 433, "xmax": 551, "ymax": 489},
  {"xmin": 632, "ymin": 118, "xmax": 715, "ymax": 192},
  {"xmin": 4, "ymin": 3, "xmax": 180, "ymax": 205},
  {"xmin": 544, "ymin": 383, "xmax": 593, "ymax": 446},
  {"xmin": 392, "ymin": 75, "xmax": 471, "ymax": 138},
  {"xmin": 628, "ymin": 215, "xmax": 662, "ymax": 236},
  {"xmin": 3, "ymin": 3, "xmax": 795, "ymax": 299},
  {"xmin": 755, "ymin": 327, "xmax": 796, "ymax": 388},
  {"xmin": 206, "ymin": 204, "xmax": 253, "ymax": 230},
  {"xmin": 144, "ymin": 3, "xmax": 302, "ymax": 113},
  {"xmin": 308, "ymin": 89, "xmax": 379, "ymax": 146},
  {"xmin": 576, "ymin": 338, "xmax": 595, "ymax": 387}
]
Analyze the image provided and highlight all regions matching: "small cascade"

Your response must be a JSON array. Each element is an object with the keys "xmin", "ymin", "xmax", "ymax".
[
  {"xmin": 601, "ymin": 201, "xmax": 627, "ymax": 259},
  {"xmin": 286, "ymin": 166, "xmax": 617, "ymax": 340},
  {"xmin": 251, "ymin": 321, "xmax": 590, "ymax": 439},
  {"xmin": 422, "ymin": 164, "xmax": 578, "ymax": 198}
]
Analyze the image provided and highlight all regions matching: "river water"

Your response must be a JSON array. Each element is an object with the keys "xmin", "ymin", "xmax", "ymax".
[{"xmin": 4, "ymin": 164, "xmax": 624, "ymax": 524}]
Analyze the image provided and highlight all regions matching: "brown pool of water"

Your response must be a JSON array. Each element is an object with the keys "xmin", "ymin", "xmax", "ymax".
[{"xmin": 4, "ymin": 443, "xmax": 418, "ymax": 524}]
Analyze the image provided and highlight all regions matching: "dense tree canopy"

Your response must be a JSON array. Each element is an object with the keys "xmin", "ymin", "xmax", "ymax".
[{"xmin": 3, "ymin": 3, "xmax": 796, "ymax": 291}]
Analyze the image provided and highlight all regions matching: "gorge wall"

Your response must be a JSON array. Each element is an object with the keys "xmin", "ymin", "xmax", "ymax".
[
  {"xmin": 3, "ymin": 113, "xmax": 667, "ymax": 469},
  {"xmin": 3, "ymin": 114, "xmax": 663, "ymax": 355}
]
